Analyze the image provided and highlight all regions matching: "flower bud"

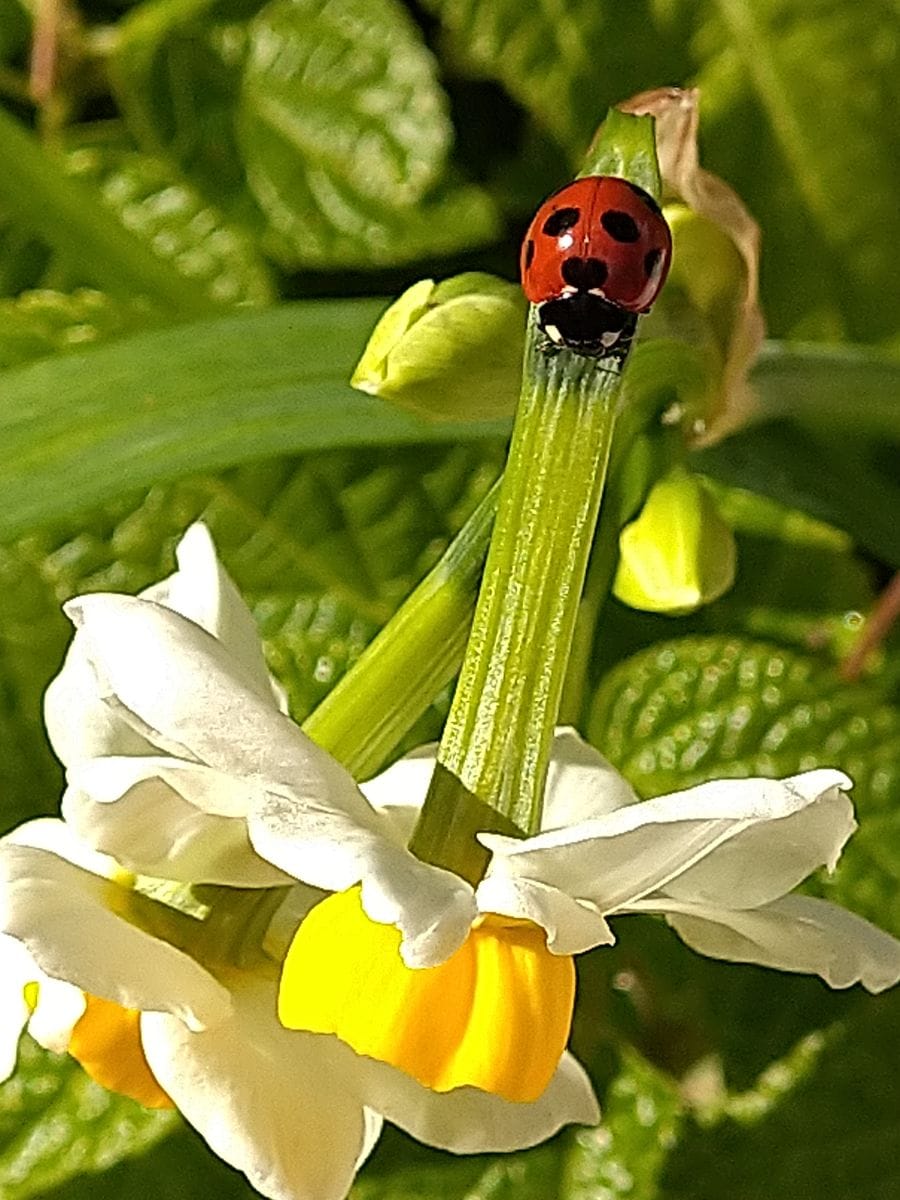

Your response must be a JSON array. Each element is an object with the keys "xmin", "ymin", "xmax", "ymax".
[
  {"xmin": 613, "ymin": 467, "xmax": 736, "ymax": 614},
  {"xmin": 351, "ymin": 272, "xmax": 524, "ymax": 422}
]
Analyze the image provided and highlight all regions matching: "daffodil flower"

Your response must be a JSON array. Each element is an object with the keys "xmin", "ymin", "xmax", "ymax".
[
  {"xmin": 0, "ymin": 525, "xmax": 598, "ymax": 1200},
  {"xmin": 275, "ymin": 735, "xmax": 900, "ymax": 1104},
  {"xmin": 0, "ymin": 815, "xmax": 388, "ymax": 1200},
  {"xmin": 41, "ymin": 525, "xmax": 900, "ymax": 1130}
]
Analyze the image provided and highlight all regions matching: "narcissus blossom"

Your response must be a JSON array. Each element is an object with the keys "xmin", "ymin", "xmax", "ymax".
[
  {"xmin": 0, "ymin": 816, "xmax": 386, "ymax": 1200},
  {"xmin": 276, "ymin": 734, "xmax": 900, "ymax": 1102},
  {"xmin": 21, "ymin": 524, "xmax": 900, "ymax": 1169},
  {"xmin": 0, "ymin": 524, "xmax": 598, "ymax": 1200}
]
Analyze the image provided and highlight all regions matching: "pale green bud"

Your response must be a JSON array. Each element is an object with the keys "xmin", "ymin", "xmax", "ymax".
[
  {"xmin": 613, "ymin": 467, "xmax": 737, "ymax": 614},
  {"xmin": 351, "ymin": 273, "xmax": 524, "ymax": 422}
]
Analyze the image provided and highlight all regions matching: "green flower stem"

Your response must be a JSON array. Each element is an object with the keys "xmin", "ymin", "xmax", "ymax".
[
  {"xmin": 303, "ymin": 480, "xmax": 499, "ymax": 779},
  {"xmin": 0, "ymin": 107, "xmax": 216, "ymax": 317},
  {"xmin": 413, "ymin": 317, "xmax": 621, "ymax": 850}
]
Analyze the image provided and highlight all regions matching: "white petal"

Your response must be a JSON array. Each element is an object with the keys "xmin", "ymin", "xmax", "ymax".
[
  {"xmin": 142, "ymin": 980, "xmax": 378, "ymax": 1200},
  {"xmin": 250, "ymin": 787, "xmax": 477, "ymax": 968},
  {"xmin": 346, "ymin": 1045, "xmax": 599, "ymax": 1153},
  {"xmin": 46, "ymin": 525, "xmax": 279, "ymax": 770},
  {"xmin": 0, "ymin": 933, "xmax": 38, "ymax": 1079},
  {"xmin": 540, "ymin": 728, "xmax": 639, "ymax": 829},
  {"xmin": 63, "ymin": 757, "xmax": 289, "ymax": 887},
  {"xmin": 661, "ymin": 777, "xmax": 855, "ymax": 908},
  {"xmin": 475, "ymin": 874, "xmax": 614, "ymax": 955},
  {"xmin": 44, "ymin": 637, "xmax": 156, "ymax": 767},
  {"xmin": 6, "ymin": 816, "xmax": 120, "ymax": 878},
  {"xmin": 661, "ymin": 893, "xmax": 900, "ymax": 993},
  {"xmin": 481, "ymin": 770, "xmax": 853, "ymax": 917},
  {"xmin": 63, "ymin": 594, "xmax": 471, "ymax": 962},
  {"xmin": 28, "ymin": 974, "xmax": 87, "ymax": 1054},
  {"xmin": 155, "ymin": 523, "xmax": 277, "ymax": 705},
  {"xmin": 65, "ymin": 595, "xmax": 372, "ymax": 831},
  {"xmin": 360, "ymin": 744, "xmax": 437, "ymax": 843},
  {"xmin": 0, "ymin": 842, "xmax": 230, "ymax": 1031}
]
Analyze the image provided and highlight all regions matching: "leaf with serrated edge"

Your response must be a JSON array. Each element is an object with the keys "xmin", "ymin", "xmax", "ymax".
[
  {"xmin": 239, "ymin": 0, "xmax": 498, "ymax": 267},
  {"xmin": 0, "ymin": 289, "xmax": 160, "ymax": 369},
  {"xmin": 110, "ymin": 0, "xmax": 260, "ymax": 212},
  {"xmin": 420, "ymin": 0, "xmax": 690, "ymax": 154},
  {"xmin": 64, "ymin": 143, "xmax": 273, "ymax": 307},
  {"xmin": 0, "ymin": 1036, "xmax": 175, "ymax": 1199}
]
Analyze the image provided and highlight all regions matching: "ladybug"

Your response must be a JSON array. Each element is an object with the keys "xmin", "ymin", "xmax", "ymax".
[{"xmin": 520, "ymin": 175, "xmax": 672, "ymax": 359}]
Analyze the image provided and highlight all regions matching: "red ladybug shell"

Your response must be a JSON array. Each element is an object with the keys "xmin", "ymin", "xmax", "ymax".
[{"xmin": 520, "ymin": 176, "xmax": 671, "ymax": 314}]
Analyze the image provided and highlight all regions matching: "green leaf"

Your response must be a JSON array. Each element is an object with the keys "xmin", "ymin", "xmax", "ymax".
[
  {"xmin": 419, "ymin": 0, "xmax": 691, "ymax": 155},
  {"xmin": 238, "ymin": 0, "xmax": 499, "ymax": 267},
  {"xmin": 0, "ymin": 289, "xmax": 160, "ymax": 369},
  {"xmin": 0, "ymin": 108, "xmax": 215, "ymax": 318},
  {"xmin": 661, "ymin": 990, "xmax": 900, "ymax": 1200},
  {"xmin": 751, "ymin": 342, "xmax": 900, "ymax": 442},
  {"xmin": 693, "ymin": 420, "xmax": 900, "ymax": 569},
  {"xmin": 565, "ymin": 1049, "xmax": 683, "ymax": 1200},
  {"xmin": 0, "ymin": 1036, "xmax": 175, "ymax": 1199},
  {"xmin": 64, "ymin": 142, "xmax": 274, "ymax": 307},
  {"xmin": 0, "ymin": 301, "xmax": 509, "ymax": 540},
  {"xmin": 111, "ymin": 0, "xmax": 263, "ymax": 212},
  {"xmin": 587, "ymin": 634, "xmax": 900, "ymax": 933},
  {"xmin": 0, "ymin": 0, "xmax": 28, "ymax": 63},
  {"xmin": 698, "ymin": 0, "xmax": 900, "ymax": 340}
]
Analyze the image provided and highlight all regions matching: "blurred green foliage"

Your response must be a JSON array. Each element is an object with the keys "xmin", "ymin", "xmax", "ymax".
[{"xmin": 0, "ymin": 0, "xmax": 898, "ymax": 1197}]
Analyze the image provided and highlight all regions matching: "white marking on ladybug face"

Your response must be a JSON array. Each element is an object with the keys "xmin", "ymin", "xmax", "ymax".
[
  {"xmin": 544, "ymin": 324, "xmax": 564, "ymax": 345},
  {"xmin": 588, "ymin": 288, "xmax": 607, "ymax": 297},
  {"xmin": 600, "ymin": 330, "xmax": 621, "ymax": 348}
]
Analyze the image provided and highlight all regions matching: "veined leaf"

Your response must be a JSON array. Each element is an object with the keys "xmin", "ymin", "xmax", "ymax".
[
  {"xmin": 0, "ymin": 289, "xmax": 160, "ymax": 369},
  {"xmin": 64, "ymin": 142, "xmax": 273, "ymax": 307},
  {"xmin": 0, "ymin": 108, "xmax": 215, "ymax": 317},
  {"xmin": 239, "ymin": 0, "xmax": 499, "ymax": 267},
  {"xmin": 111, "ymin": 0, "xmax": 265, "ymax": 213},
  {"xmin": 419, "ymin": 0, "xmax": 692, "ymax": 155},
  {"xmin": 0, "ymin": 1036, "xmax": 175, "ymax": 1199},
  {"xmin": 661, "ymin": 990, "xmax": 900, "ymax": 1200},
  {"xmin": 700, "ymin": 0, "xmax": 900, "ymax": 340}
]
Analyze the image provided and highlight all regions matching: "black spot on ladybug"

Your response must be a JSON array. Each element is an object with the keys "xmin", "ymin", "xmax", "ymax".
[
  {"xmin": 560, "ymin": 256, "xmax": 608, "ymax": 291},
  {"xmin": 644, "ymin": 248, "xmax": 662, "ymax": 277},
  {"xmin": 623, "ymin": 180, "xmax": 662, "ymax": 216},
  {"xmin": 524, "ymin": 239, "xmax": 535, "ymax": 269},
  {"xmin": 542, "ymin": 207, "xmax": 580, "ymax": 237},
  {"xmin": 600, "ymin": 210, "xmax": 640, "ymax": 243}
]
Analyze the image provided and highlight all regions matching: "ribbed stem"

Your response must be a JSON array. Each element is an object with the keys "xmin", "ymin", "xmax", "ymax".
[{"xmin": 410, "ymin": 318, "xmax": 622, "ymax": 872}]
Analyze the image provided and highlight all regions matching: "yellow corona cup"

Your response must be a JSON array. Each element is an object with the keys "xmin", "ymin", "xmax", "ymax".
[{"xmin": 279, "ymin": 887, "xmax": 575, "ymax": 1103}]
